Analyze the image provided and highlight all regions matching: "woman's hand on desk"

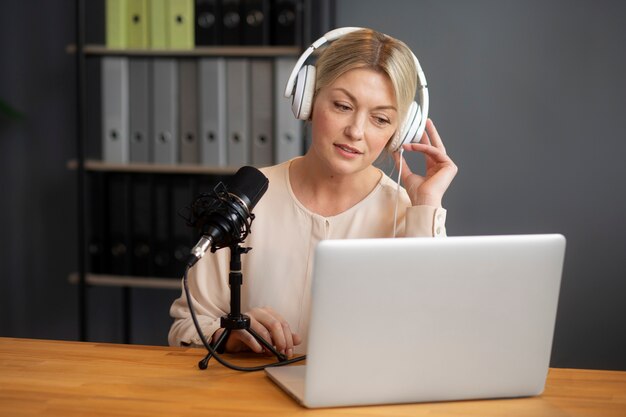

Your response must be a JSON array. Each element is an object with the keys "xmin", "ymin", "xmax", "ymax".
[
  {"xmin": 213, "ymin": 306, "xmax": 301, "ymax": 358},
  {"xmin": 393, "ymin": 118, "xmax": 458, "ymax": 208}
]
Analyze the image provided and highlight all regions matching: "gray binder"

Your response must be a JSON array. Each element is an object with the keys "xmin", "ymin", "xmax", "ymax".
[
  {"xmin": 151, "ymin": 59, "xmax": 179, "ymax": 164},
  {"xmin": 226, "ymin": 58, "xmax": 250, "ymax": 166},
  {"xmin": 102, "ymin": 57, "xmax": 130, "ymax": 163},
  {"xmin": 274, "ymin": 57, "xmax": 302, "ymax": 163},
  {"xmin": 250, "ymin": 59, "xmax": 274, "ymax": 167},
  {"xmin": 129, "ymin": 58, "xmax": 151, "ymax": 163},
  {"xmin": 179, "ymin": 59, "xmax": 199, "ymax": 164},
  {"xmin": 199, "ymin": 58, "xmax": 227, "ymax": 166}
]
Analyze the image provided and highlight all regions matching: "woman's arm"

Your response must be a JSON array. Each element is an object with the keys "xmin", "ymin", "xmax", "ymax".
[{"xmin": 168, "ymin": 249, "xmax": 231, "ymax": 347}]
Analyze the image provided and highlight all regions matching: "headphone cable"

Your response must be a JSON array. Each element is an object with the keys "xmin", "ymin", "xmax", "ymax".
[{"xmin": 392, "ymin": 147, "xmax": 405, "ymax": 238}]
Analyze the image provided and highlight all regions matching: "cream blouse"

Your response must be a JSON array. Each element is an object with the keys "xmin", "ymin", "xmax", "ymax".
[{"xmin": 168, "ymin": 159, "xmax": 447, "ymax": 352}]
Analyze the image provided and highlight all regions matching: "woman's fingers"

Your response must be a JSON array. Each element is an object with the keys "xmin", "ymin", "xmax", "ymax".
[
  {"xmin": 395, "ymin": 121, "xmax": 457, "ymax": 204},
  {"xmin": 403, "ymin": 142, "xmax": 451, "ymax": 163},
  {"xmin": 424, "ymin": 118, "xmax": 446, "ymax": 153},
  {"xmin": 248, "ymin": 307, "xmax": 300, "ymax": 357}
]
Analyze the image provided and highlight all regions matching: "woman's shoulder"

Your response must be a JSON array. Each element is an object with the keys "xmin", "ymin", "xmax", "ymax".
[
  {"xmin": 368, "ymin": 169, "xmax": 410, "ymax": 208},
  {"xmin": 255, "ymin": 160, "xmax": 295, "ymax": 206},
  {"xmin": 377, "ymin": 169, "xmax": 406, "ymax": 193},
  {"xmin": 259, "ymin": 159, "xmax": 291, "ymax": 182},
  {"xmin": 250, "ymin": 160, "xmax": 302, "ymax": 225}
]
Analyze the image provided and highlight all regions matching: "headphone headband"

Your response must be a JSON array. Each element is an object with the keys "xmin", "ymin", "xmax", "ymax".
[{"xmin": 284, "ymin": 27, "xmax": 363, "ymax": 98}]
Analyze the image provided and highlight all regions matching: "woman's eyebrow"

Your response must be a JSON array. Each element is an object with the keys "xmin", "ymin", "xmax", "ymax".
[{"xmin": 331, "ymin": 87, "xmax": 397, "ymax": 111}]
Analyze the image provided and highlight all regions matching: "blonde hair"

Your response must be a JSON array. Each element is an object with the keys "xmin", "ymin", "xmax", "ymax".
[{"xmin": 314, "ymin": 29, "xmax": 418, "ymax": 127}]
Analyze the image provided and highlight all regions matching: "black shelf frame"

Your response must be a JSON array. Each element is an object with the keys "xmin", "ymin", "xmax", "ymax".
[{"xmin": 75, "ymin": 0, "xmax": 88, "ymax": 341}]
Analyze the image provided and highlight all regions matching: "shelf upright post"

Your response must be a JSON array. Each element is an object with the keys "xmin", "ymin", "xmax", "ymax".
[{"xmin": 75, "ymin": 0, "xmax": 88, "ymax": 341}]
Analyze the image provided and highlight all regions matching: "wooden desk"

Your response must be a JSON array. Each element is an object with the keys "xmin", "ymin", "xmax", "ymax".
[{"xmin": 1, "ymin": 338, "xmax": 624, "ymax": 417}]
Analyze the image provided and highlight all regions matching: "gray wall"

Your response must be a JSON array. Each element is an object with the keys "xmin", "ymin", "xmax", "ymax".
[
  {"xmin": 334, "ymin": 0, "xmax": 626, "ymax": 370},
  {"xmin": 1, "ymin": 0, "xmax": 625, "ymax": 370},
  {"xmin": 1, "ymin": 2, "xmax": 79, "ymax": 340}
]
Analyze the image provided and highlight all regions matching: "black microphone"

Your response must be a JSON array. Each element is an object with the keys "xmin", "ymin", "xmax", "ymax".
[{"xmin": 186, "ymin": 166, "xmax": 269, "ymax": 267}]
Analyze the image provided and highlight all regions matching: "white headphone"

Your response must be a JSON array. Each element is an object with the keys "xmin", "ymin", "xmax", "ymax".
[{"xmin": 283, "ymin": 27, "xmax": 429, "ymax": 152}]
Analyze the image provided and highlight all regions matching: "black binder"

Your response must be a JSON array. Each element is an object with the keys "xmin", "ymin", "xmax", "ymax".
[
  {"xmin": 242, "ymin": 0, "xmax": 270, "ymax": 45},
  {"xmin": 106, "ymin": 174, "xmax": 132, "ymax": 276},
  {"xmin": 87, "ymin": 173, "xmax": 106, "ymax": 274},
  {"xmin": 152, "ymin": 179, "xmax": 173, "ymax": 277},
  {"xmin": 195, "ymin": 0, "xmax": 222, "ymax": 45},
  {"xmin": 130, "ymin": 175, "xmax": 152, "ymax": 277},
  {"xmin": 221, "ymin": 0, "xmax": 242, "ymax": 45},
  {"xmin": 171, "ymin": 176, "xmax": 195, "ymax": 276},
  {"xmin": 270, "ymin": 0, "xmax": 301, "ymax": 46}
]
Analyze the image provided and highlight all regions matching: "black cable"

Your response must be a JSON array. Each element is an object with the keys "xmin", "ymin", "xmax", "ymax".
[{"xmin": 183, "ymin": 265, "xmax": 306, "ymax": 372}]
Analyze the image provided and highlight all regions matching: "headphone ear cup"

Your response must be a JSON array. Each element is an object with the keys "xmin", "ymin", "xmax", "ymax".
[
  {"xmin": 291, "ymin": 65, "xmax": 316, "ymax": 120},
  {"xmin": 404, "ymin": 101, "xmax": 422, "ymax": 144},
  {"xmin": 388, "ymin": 101, "xmax": 421, "ymax": 151}
]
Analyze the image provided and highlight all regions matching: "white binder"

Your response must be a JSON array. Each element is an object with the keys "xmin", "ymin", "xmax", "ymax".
[
  {"xmin": 151, "ymin": 59, "xmax": 179, "ymax": 164},
  {"xmin": 129, "ymin": 58, "xmax": 151, "ymax": 163},
  {"xmin": 198, "ymin": 58, "xmax": 227, "ymax": 166},
  {"xmin": 179, "ymin": 59, "xmax": 199, "ymax": 164},
  {"xmin": 102, "ymin": 57, "xmax": 130, "ymax": 164},
  {"xmin": 274, "ymin": 57, "xmax": 302, "ymax": 163},
  {"xmin": 250, "ymin": 59, "xmax": 274, "ymax": 167},
  {"xmin": 226, "ymin": 58, "xmax": 250, "ymax": 166}
]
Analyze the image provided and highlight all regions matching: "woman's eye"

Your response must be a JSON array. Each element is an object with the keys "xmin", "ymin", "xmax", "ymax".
[
  {"xmin": 374, "ymin": 116, "xmax": 391, "ymax": 126},
  {"xmin": 334, "ymin": 102, "xmax": 351, "ymax": 111}
]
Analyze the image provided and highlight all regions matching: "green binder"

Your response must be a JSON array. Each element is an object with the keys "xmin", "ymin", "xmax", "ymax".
[
  {"xmin": 167, "ymin": 0, "xmax": 195, "ymax": 49},
  {"xmin": 149, "ymin": 0, "xmax": 168, "ymax": 49},
  {"xmin": 106, "ymin": 0, "xmax": 128, "ymax": 48},
  {"xmin": 127, "ymin": 0, "xmax": 149, "ymax": 49}
]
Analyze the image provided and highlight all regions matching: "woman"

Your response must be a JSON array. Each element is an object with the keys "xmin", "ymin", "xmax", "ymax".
[{"xmin": 168, "ymin": 28, "xmax": 457, "ymax": 358}]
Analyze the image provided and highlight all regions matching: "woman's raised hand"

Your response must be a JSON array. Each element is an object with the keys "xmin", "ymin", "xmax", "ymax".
[{"xmin": 393, "ymin": 118, "xmax": 458, "ymax": 207}]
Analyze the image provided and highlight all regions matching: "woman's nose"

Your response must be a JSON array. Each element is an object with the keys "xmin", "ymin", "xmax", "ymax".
[{"xmin": 344, "ymin": 114, "xmax": 365, "ymax": 140}]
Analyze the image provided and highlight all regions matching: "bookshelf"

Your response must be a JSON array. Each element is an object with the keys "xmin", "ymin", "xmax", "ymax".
[{"xmin": 72, "ymin": 0, "xmax": 316, "ymax": 344}]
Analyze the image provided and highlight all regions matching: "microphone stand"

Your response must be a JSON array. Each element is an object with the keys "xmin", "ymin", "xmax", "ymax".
[{"xmin": 198, "ymin": 243, "xmax": 288, "ymax": 370}]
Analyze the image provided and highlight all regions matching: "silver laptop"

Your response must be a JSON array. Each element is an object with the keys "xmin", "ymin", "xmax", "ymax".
[{"xmin": 265, "ymin": 234, "xmax": 566, "ymax": 408}]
